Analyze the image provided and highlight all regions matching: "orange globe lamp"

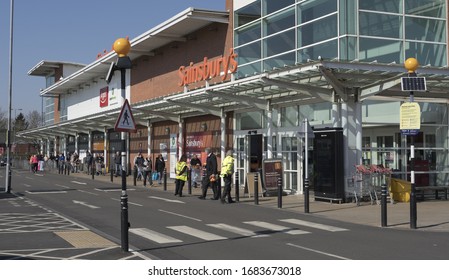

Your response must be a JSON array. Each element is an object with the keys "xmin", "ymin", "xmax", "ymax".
[
  {"xmin": 404, "ymin": 58, "xmax": 419, "ymax": 73},
  {"xmin": 113, "ymin": 38, "xmax": 131, "ymax": 57}
]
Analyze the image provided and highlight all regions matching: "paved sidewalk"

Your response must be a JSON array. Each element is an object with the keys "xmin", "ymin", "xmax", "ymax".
[{"xmin": 67, "ymin": 170, "xmax": 449, "ymax": 232}]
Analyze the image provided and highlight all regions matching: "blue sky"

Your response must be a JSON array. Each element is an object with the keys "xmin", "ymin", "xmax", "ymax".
[{"xmin": 0, "ymin": 0, "xmax": 225, "ymax": 115}]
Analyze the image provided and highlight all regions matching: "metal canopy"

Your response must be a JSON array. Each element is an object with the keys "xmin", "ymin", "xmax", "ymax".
[{"xmin": 19, "ymin": 60, "xmax": 449, "ymax": 140}]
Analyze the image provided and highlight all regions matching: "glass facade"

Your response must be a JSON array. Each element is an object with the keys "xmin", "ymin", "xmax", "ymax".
[
  {"xmin": 234, "ymin": 0, "xmax": 447, "ymax": 77},
  {"xmin": 233, "ymin": 0, "xmax": 449, "ymax": 192}
]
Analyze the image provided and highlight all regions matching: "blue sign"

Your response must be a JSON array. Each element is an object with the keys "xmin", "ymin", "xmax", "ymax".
[{"xmin": 401, "ymin": 129, "xmax": 419, "ymax": 136}]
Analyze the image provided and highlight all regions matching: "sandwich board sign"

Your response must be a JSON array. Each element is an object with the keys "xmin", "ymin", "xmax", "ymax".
[{"xmin": 114, "ymin": 99, "xmax": 137, "ymax": 132}]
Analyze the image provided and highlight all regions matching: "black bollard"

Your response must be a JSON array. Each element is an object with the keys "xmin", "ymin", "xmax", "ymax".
[
  {"xmin": 235, "ymin": 171, "xmax": 239, "ymax": 202},
  {"xmin": 188, "ymin": 167, "xmax": 192, "ymax": 195},
  {"xmin": 91, "ymin": 163, "xmax": 95, "ymax": 180},
  {"xmin": 67, "ymin": 163, "xmax": 70, "ymax": 176},
  {"xmin": 163, "ymin": 168, "xmax": 167, "ymax": 191},
  {"xmin": 278, "ymin": 175, "xmax": 282, "ymax": 208},
  {"xmin": 254, "ymin": 172, "xmax": 259, "ymax": 205},
  {"xmin": 381, "ymin": 184, "xmax": 388, "ymax": 227},
  {"xmin": 110, "ymin": 162, "xmax": 113, "ymax": 182},
  {"xmin": 304, "ymin": 177, "xmax": 310, "ymax": 213}
]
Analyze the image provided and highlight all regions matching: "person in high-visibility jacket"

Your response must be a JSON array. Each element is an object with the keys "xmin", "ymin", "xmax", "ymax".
[
  {"xmin": 220, "ymin": 149, "xmax": 235, "ymax": 204},
  {"xmin": 175, "ymin": 154, "xmax": 188, "ymax": 197}
]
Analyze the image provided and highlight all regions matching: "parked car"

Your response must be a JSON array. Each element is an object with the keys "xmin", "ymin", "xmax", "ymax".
[{"xmin": 0, "ymin": 157, "xmax": 10, "ymax": 167}]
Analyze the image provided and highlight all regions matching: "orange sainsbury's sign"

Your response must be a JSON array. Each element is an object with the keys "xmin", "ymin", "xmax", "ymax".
[{"xmin": 178, "ymin": 48, "xmax": 238, "ymax": 87}]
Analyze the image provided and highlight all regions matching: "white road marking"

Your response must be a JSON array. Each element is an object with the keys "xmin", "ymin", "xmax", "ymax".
[
  {"xmin": 23, "ymin": 184, "xmax": 31, "ymax": 187},
  {"xmin": 287, "ymin": 243, "xmax": 351, "ymax": 260},
  {"xmin": 130, "ymin": 228, "xmax": 182, "ymax": 244},
  {"xmin": 70, "ymin": 181, "xmax": 87, "ymax": 185},
  {"xmin": 207, "ymin": 223, "xmax": 267, "ymax": 238},
  {"xmin": 158, "ymin": 209, "xmax": 202, "ymax": 222},
  {"xmin": 168, "ymin": 225, "xmax": 227, "ymax": 241},
  {"xmin": 111, "ymin": 198, "xmax": 142, "ymax": 207},
  {"xmin": 72, "ymin": 200, "xmax": 100, "ymax": 209},
  {"xmin": 149, "ymin": 196, "xmax": 185, "ymax": 204},
  {"xmin": 26, "ymin": 190, "xmax": 67, "ymax": 194},
  {"xmin": 280, "ymin": 218, "xmax": 349, "ymax": 232},
  {"xmin": 77, "ymin": 189, "xmax": 99, "ymax": 196},
  {"xmin": 244, "ymin": 221, "xmax": 310, "ymax": 235},
  {"xmin": 55, "ymin": 184, "xmax": 71, "ymax": 189}
]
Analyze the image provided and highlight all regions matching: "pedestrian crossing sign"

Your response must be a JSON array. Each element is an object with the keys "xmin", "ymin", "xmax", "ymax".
[{"xmin": 114, "ymin": 99, "xmax": 137, "ymax": 132}]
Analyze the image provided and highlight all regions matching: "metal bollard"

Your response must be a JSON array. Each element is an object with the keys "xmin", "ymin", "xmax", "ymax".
[
  {"xmin": 133, "ymin": 167, "xmax": 137, "ymax": 186},
  {"xmin": 67, "ymin": 163, "xmax": 70, "ymax": 176},
  {"xmin": 163, "ymin": 168, "xmax": 167, "ymax": 191},
  {"xmin": 110, "ymin": 163, "xmax": 113, "ymax": 182},
  {"xmin": 188, "ymin": 167, "xmax": 192, "ymax": 195},
  {"xmin": 254, "ymin": 172, "xmax": 259, "ymax": 205},
  {"xmin": 278, "ymin": 176, "xmax": 282, "ymax": 208},
  {"xmin": 91, "ymin": 163, "xmax": 95, "ymax": 180},
  {"xmin": 381, "ymin": 184, "xmax": 388, "ymax": 227},
  {"xmin": 235, "ymin": 171, "xmax": 239, "ymax": 202}
]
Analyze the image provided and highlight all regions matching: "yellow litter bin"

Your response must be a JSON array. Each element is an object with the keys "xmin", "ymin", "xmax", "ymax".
[{"xmin": 389, "ymin": 178, "xmax": 411, "ymax": 202}]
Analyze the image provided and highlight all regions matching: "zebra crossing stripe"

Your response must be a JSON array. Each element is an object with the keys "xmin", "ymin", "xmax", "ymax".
[
  {"xmin": 168, "ymin": 225, "xmax": 227, "ymax": 241},
  {"xmin": 244, "ymin": 221, "xmax": 310, "ymax": 235},
  {"xmin": 207, "ymin": 223, "xmax": 268, "ymax": 238},
  {"xmin": 280, "ymin": 219, "xmax": 348, "ymax": 232},
  {"xmin": 129, "ymin": 228, "xmax": 182, "ymax": 244}
]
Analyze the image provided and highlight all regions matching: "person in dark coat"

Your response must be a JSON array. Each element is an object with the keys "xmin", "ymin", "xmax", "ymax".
[
  {"xmin": 199, "ymin": 148, "xmax": 218, "ymax": 200},
  {"xmin": 155, "ymin": 154, "xmax": 165, "ymax": 184}
]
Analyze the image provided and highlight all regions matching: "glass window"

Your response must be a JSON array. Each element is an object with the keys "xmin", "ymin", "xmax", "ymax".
[
  {"xmin": 298, "ymin": 39, "xmax": 338, "ymax": 62},
  {"xmin": 421, "ymin": 103, "xmax": 448, "ymax": 125},
  {"xmin": 237, "ymin": 111, "xmax": 263, "ymax": 130},
  {"xmin": 263, "ymin": 0, "xmax": 295, "ymax": 16},
  {"xmin": 359, "ymin": 12, "xmax": 401, "ymax": 38},
  {"xmin": 264, "ymin": 30, "xmax": 295, "ymax": 57},
  {"xmin": 236, "ymin": 22, "xmax": 261, "ymax": 46},
  {"xmin": 264, "ymin": 8, "xmax": 295, "ymax": 36},
  {"xmin": 405, "ymin": 42, "xmax": 446, "ymax": 67},
  {"xmin": 263, "ymin": 52, "xmax": 296, "ymax": 70},
  {"xmin": 299, "ymin": 15, "xmax": 337, "ymax": 47},
  {"xmin": 359, "ymin": 0, "xmax": 401, "ymax": 13},
  {"xmin": 300, "ymin": 102, "xmax": 331, "ymax": 123},
  {"xmin": 339, "ymin": 0, "xmax": 357, "ymax": 35},
  {"xmin": 339, "ymin": 36, "xmax": 357, "ymax": 61},
  {"xmin": 359, "ymin": 38, "xmax": 402, "ymax": 63},
  {"xmin": 281, "ymin": 106, "xmax": 298, "ymax": 127},
  {"xmin": 405, "ymin": 17, "xmax": 446, "ymax": 43},
  {"xmin": 405, "ymin": 0, "xmax": 446, "ymax": 18},
  {"xmin": 298, "ymin": 0, "xmax": 337, "ymax": 24},
  {"xmin": 235, "ymin": 0, "xmax": 261, "ymax": 27},
  {"xmin": 236, "ymin": 62, "xmax": 262, "ymax": 78},
  {"xmin": 235, "ymin": 41, "xmax": 261, "ymax": 64},
  {"xmin": 45, "ymin": 76, "xmax": 55, "ymax": 88}
]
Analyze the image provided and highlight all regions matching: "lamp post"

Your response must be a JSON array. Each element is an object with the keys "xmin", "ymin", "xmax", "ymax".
[
  {"xmin": 112, "ymin": 38, "xmax": 132, "ymax": 252},
  {"xmin": 5, "ymin": 0, "xmax": 14, "ymax": 194}
]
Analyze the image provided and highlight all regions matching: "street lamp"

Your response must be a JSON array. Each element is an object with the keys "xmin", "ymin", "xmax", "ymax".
[{"xmin": 5, "ymin": 0, "xmax": 14, "ymax": 194}]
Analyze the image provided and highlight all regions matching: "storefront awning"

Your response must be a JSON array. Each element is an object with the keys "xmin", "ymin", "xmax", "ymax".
[{"xmin": 19, "ymin": 60, "xmax": 449, "ymax": 140}]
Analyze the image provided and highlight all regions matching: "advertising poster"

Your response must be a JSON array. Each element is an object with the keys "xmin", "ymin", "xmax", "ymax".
[
  {"xmin": 185, "ymin": 132, "xmax": 213, "ymax": 165},
  {"xmin": 169, "ymin": 133, "xmax": 177, "ymax": 178}
]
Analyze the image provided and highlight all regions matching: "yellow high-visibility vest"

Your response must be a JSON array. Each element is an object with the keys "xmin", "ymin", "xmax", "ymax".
[
  {"xmin": 176, "ymin": 161, "xmax": 187, "ymax": 181},
  {"xmin": 220, "ymin": 155, "xmax": 234, "ymax": 177}
]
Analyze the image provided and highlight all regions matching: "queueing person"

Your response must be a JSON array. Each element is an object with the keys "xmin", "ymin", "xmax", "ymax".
[
  {"xmin": 143, "ymin": 154, "xmax": 153, "ymax": 187},
  {"xmin": 198, "ymin": 148, "xmax": 218, "ymax": 200},
  {"xmin": 114, "ymin": 151, "xmax": 121, "ymax": 177},
  {"xmin": 155, "ymin": 154, "xmax": 165, "ymax": 184},
  {"xmin": 220, "ymin": 149, "xmax": 235, "ymax": 204},
  {"xmin": 189, "ymin": 154, "xmax": 201, "ymax": 188},
  {"xmin": 174, "ymin": 154, "xmax": 188, "ymax": 197}
]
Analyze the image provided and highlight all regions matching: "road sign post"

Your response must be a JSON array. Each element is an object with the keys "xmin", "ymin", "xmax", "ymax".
[
  {"xmin": 110, "ymin": 37, "xmax": 133, "ymax": 252},
  {"xmin": 402, "ymin": 58, "xmax": 426, "ymax": 229},
  {"xmin": 298, "ymin": 118, "xmax": 314, "ymax": 213}
]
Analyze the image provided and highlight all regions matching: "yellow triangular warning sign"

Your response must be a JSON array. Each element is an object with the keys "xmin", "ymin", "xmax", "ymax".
[{"xmin": 114, "ymin": 99, "xmax": 137, "ymax": 132}]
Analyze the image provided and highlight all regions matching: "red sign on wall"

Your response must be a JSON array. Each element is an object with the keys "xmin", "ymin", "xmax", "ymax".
[{"xmin": 100, "ymin": 87, "xmax": 109, "ymax": 107}]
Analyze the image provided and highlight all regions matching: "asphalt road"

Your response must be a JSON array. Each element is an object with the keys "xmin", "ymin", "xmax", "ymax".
[{"xmin": 2, "ymin": 168, "xmax": 449, "ymax": 260}]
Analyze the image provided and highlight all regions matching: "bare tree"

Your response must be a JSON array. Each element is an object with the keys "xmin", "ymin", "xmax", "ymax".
[
  {"xmin": 26, "ymin": 110, "xmax": 43, "ymax": 129},
  {"xmin": 0, "ymin": 109, "xmax": 7, "ymax": 130}
]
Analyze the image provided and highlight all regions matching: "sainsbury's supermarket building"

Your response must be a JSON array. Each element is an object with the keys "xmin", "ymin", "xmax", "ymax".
[{"xmin": 21, "ymin": 0, "xmax": 449, "ymax": 199}]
